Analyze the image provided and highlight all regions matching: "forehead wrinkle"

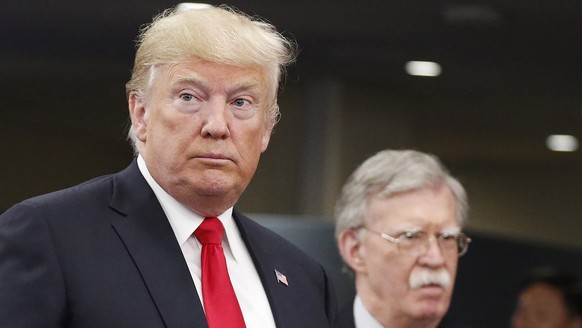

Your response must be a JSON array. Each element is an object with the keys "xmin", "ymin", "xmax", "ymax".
[
  {"xmin": 172, "ymin": 72, "xmax": 210, "ymax": 91},
  {"xmin": 171, "ymin": 71, "xmax": 263, "ymax": 96},
  {"xmin": 377, "ymin": 215, "xmax": 460, "ymax": 233},
  {"xmin": 394, "ymin": 221, "xmax": 461, "ymax": 231},
  {"xmin": 440, "ymin": 226, "xmax": 461, "ymax": 234},
  {"xmin": 226, "ymin": 80, "xmax": 263, "ymax": 98}
]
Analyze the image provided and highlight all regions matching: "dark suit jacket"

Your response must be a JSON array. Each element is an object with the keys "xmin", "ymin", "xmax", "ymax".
[
  {"xmin": 333, "ymin": 301, "xmax": 357, "ymax": 328},
  {"xmin": 0, "ymin": 160, "xmax": 337, "ymax": 327},
  {"xmin": 333, "ymin": 299, "xmax": 469, "ymax": 328}
]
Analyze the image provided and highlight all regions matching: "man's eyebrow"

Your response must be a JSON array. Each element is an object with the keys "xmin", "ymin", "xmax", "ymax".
[
  {"xmin": 173, "ymin": 74, "xmax": 209, "ymax": 89},
  {"xmin": 227, "ymin": 81, "xmax": 262, "ymax": 94},
  {"xmin": 172, "ymin": 75, "xmax": 262, "ymax": 94}
]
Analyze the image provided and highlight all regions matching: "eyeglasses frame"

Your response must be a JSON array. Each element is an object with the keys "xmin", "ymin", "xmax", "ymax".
[{"xmin": 354, "ymin": 226, "xmax": 472, "ymax": 257}]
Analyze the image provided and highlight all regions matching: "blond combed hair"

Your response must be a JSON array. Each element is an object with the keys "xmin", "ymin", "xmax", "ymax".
[{"xmin": 126, "ymin": 5, "xmax": 296, "ymax": 147}]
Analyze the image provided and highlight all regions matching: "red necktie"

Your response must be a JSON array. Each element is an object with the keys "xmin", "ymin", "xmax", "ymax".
[{"xmin": 194, "ymin": 217, "xmax": 246, "ymax": 328}]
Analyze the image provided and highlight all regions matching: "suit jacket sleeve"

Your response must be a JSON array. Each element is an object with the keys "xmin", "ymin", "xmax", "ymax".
[
  {"xmin": 0, "ymin": 162, "xmax": 205, "ymax": 328},
  {"xmin": 0, "ymin": 201, "xmax": 66, "ymax": 327},
  {"xmin": 333, "ymin": 299, "xmax": 356, "ymax": 328}
]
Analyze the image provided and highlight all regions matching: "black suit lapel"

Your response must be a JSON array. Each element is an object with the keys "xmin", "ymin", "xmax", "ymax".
[
  {"xmin": 233, "ymin": 211, "xmax": 295, "ymax": 328},
  {"xmin": 109, "ymin": 161, "xmax": 208, "ymax": 328}
]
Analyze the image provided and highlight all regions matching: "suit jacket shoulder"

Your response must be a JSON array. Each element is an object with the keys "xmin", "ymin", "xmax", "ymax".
[
  {"xmin": 332, "ymin": 300, "xmax": 356, "ymax": 328},
  {"xmin": 234, "ymin": 211, "xmax": 337, "ymax": 328},
  {"xmin": 0, "ymin": 161, "xmax": 338, "ymax": 328},
  {"xmin": 0, "ymin": 161, "xmax": 205, "ymax": 328}
]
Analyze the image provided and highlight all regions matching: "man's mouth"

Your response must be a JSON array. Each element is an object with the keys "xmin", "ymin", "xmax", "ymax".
[{"xmin": 195, "ymin": 152, "xmax": 233, "ymax": 162}]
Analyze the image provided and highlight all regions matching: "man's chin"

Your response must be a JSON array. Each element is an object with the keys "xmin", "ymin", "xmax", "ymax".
[
  {"xmin": 411, "ymin": 299, "xmax": 449, "ymax": 320},
  {"xmin": 193, "ymin": 184, "xmax": 234, "ymax": 197},
  {"xmin": 189, "ymin": 171, "xmax": 235, "ymax": 194}
]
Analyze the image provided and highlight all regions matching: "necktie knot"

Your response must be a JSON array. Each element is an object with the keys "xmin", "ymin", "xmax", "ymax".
[{"xmin": 194, "ymin": 217, "xmax": 224, "ymax": 245}]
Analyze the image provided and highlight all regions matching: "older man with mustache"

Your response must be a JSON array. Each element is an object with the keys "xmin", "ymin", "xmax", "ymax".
[{"xmin": 333, "ymin": 150, "xmax": 471, "ymax": 328}]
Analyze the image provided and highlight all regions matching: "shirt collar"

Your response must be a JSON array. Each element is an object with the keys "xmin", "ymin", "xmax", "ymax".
[
  {"xmin": 136, "ymin": 155, "xmax": 242, "ymax": 262},
  {"xmin": 354, "ymin": 295, "xmax": 384, "ymax": 328}
]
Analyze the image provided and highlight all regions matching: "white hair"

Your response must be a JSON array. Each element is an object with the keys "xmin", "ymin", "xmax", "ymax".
[{"xmin": 335, "ymin": 149, "xmax": 468, "ymax": 239}]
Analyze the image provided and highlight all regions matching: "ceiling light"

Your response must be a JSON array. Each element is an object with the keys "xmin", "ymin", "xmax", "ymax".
[
  {"xmin": 176, "ymin": 3, "xmax": 213, "ymax": 12},
  {"xmin": 405, "ymin": 61, "xmax": 442, "ymax": 77},
  {"xmin": 546, "ymin": 135, "xmax": 578, "ymax": 152},
  {"xmin": 442, "ymin": 4, "xmax": 502, "ymax": 27}
]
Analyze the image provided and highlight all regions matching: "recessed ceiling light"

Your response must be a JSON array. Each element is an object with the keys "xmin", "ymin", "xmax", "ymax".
[
  {"xmin": 442, "ymin": 4, "xmax": 502, "ymax": 27},
  {"xmin": 546, "ymin": 135, "xmax": 578, "ymax": 152},
  {"xmin": 176, "ymin": 3, "xmax": 213, "ymax": 12},
  {"xmin": 405, "ymin": 61, "xmax": 442, "ymax": 77}
]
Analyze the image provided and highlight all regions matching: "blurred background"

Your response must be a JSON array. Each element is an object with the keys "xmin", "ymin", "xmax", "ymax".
[{"xmin": 2, "ymin": 1, "xmax": 582, "ymax": 326}]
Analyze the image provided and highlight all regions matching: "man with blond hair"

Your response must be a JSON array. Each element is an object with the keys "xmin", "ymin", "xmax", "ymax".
[
  {"xmin": 333, "ymin": 150, "xmax": 471, "ymax": 328},
  {"xmin": 0, "ymin": 6, "xmax": 336, "ymax": 327}
]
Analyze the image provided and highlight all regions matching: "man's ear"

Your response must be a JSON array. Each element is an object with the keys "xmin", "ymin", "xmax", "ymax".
[
  {"xmin": 338, "ymin": 229, "xmax": 367, "ymax": 273},
  {"xmin": 128, "ymin": 92, "xmax": 148, "ymax": 142},
  {"xmin": 260, "ymin": 125, "xmax": 272, "ymax": 153}
]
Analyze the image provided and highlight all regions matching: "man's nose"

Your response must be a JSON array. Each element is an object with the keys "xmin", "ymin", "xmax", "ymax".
[
  {"xmin": 201, "ymin": 99, "xmax": 230, "ymax": 138},
  {"xmin": 418, "ymin": 236, "xmax": 446, "ymax": 266}
]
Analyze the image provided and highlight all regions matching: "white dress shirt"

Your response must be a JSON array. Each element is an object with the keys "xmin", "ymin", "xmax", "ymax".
[
  {"xmin": 354, "ymin": 295, "xmax": 384, "ymax": 328},
  {"xmin": 137, "ymin": 156, "xmax": 276, "ymax": 328}
]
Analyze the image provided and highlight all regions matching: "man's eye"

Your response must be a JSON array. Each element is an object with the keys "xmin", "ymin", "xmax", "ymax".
[
  {"xmin": 401, "ymin": 231, "xmax": 422, "ymax": 240},
  {"xmin": 180, "ymin": 93, "xmax": 194, "ymax": 101},
  {"xmin": 440, "ymin": 233, "xmax": 457, "ymax": 241},
  {"xmin": 232, "ymin": 98, "xmax": 250, "ymax": 107}
]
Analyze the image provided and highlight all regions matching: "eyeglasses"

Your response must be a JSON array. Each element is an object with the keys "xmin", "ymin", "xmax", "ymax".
[{"xmin": 356, "ymin": 226, "xmax": 472, "ymax": 257}]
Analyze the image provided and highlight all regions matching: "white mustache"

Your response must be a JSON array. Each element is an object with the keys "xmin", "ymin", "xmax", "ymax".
[{"xmin": 409, "ymin": 268, "xmax": 451, "ymax": 289}]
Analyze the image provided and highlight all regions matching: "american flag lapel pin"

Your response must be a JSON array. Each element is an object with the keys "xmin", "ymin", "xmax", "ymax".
[{"xmin": 274, "ymin": 269, "xmax": 288, "ymax": 286}]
